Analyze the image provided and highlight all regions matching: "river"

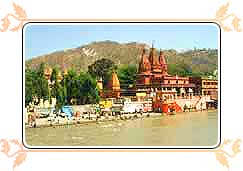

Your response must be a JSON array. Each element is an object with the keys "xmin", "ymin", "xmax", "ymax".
[{"xmin": 25, "ymin": 110, "xmax": 218, "ymax": 147}]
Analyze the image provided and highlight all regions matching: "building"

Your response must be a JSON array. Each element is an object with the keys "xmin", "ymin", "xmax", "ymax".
[
  {"xmin": 136, "ymin": 45, "xmax": 195, "ymax": 101},
  {"xmin": 189, "ymin": 77, "xmax": 218, "ymax": 100},
  {"xmin": 98, "ymin": 45, "xmax": 218, "ymax": 111},
  {"xmin": 99, "ymin": 71, "xmax": 121, "ymax": 98}
]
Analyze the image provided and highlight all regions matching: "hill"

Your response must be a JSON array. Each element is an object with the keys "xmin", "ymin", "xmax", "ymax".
[{"xmin": 25, "ymin": 40, "xmax": 218, "ymax": 76}]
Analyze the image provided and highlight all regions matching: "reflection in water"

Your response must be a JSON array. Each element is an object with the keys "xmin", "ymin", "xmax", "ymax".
[{"xmin": 25, "ymin": 110, "xmax": 218, "ymax": 147}]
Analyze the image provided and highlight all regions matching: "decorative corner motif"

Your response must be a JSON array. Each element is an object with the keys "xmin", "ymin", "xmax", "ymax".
[
  {"xmin": 215, "ymin": 139, "xmax": 241, "ymax": 170},
  {"xmin": 0, "ymin": 139, "xmax": 27, "ymax": 170},
  {"xmin": 0, "ymin": 2, "xmax": 27, "ymax": 32},
  {"xmin": 215, "ymin": 1, "xmax": 242, "ymax": 32}
]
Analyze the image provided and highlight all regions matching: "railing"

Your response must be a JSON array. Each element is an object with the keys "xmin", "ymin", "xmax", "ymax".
[{"xmin": 136, "ymin": 83, "xmax": 196, "ymax": 88}]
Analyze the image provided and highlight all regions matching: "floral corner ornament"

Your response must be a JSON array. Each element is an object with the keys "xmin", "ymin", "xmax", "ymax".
[
  {"xmin": 0, "ymin": 139, "xmax": 27, "ymax": 171},
  {"xmin": 215, "ymin": 139, "xmax": 241, "ymax": 170},
  {"xmin": 0, "ymin": 3, "xmax": 27, "ymax": 32},
  {"xmin": 216, "ymin": 1, "xmax": 242, "ymax": 32}
]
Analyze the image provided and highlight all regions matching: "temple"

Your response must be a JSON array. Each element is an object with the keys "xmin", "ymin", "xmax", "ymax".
[
  {"xmin": 100, "ymin": 72, "xmax": 121, "ymax": 98},
  {"xmin": 98, "ymin": 45, "xmax": 218, "ymax": 112},
  {"xmin": 136, "ymin": 46, "xmax": 195, "ymax": 101}
]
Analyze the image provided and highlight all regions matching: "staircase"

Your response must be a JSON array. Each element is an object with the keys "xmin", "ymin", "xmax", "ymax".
[
  {"xmin": 172, "ymin": 103, "xmax": 183, "ymax": 112},
  {"xmin": 192, "ymin": 96, "xmax": 201, "ymax": 110},
  {"xmin": 194, "ymin": 96, "xmax": 210, "ymax": 110},
  {"xmin": 173, "ymin": 96, "xmax": 209, "ymax": 111}
]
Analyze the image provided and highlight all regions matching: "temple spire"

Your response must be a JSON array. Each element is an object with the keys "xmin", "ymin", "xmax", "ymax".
[
  {"xmin": 159, "ymin": 49, "xmax": 166, "ymax": 64},
  {"xmin": 149, "ymin": 41, "xmax": 159, "ymax": 66},
  {"xmin": 159, "ymin": 49, "xmax": 168, "ymax": 75},
  {"xmin": 139, "ymin": 47, "xmax": 151, "ymax": 73}
]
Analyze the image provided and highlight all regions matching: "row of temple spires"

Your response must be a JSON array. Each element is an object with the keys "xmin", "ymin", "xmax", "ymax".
[{"xmin": 139, "ymin": 45, "xmax": 168, "ymax": 75}]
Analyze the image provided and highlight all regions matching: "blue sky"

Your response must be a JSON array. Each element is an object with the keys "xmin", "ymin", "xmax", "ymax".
[{"xmin": 24, "ymin": 24, "xmax": 219, "ymax": 59}]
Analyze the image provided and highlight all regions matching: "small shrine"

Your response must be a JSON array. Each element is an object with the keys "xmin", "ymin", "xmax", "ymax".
[{"xmin": 99, "ymin": 72, "xmax": 121, "ymax": 98}]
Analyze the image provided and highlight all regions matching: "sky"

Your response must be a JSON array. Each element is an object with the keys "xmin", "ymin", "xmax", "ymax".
[{"xmin": 24, "ymin": 23, "xmax": 219, "ymax": 59}]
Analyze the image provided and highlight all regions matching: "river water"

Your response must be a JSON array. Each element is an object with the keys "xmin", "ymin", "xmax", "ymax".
[{"xmin": 25, "ymin": 110, "xmax": 218, "ymax": 147}]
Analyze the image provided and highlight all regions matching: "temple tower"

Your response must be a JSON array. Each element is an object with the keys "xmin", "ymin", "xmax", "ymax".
[
  {"xmin": 138, "ymin": 48, "xmax": 151, "ymax": 73},
  {"xmin": 149, "ymin": 44, "xmax": 161, "ymax": 73},
  {"xmin": 107, "ymin": 72, "xmax": 120, "ymax": 97},
  {"xmin": 159, "ymin": 50, "xmax": 168, "ymax": 75},
  {"xmin": 137, "ymin": 48, "xmax": 152, "ymax": 85}
]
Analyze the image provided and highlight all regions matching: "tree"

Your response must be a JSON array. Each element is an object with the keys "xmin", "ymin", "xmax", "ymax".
[
  {"xmin": 25, "ymin": 63, "xmax": 50, "ymax": 106},
  {"xmin": 50, "ymin": 66, "xmax": 58, "ymax": 83},
  {"xmin": 78, "ymin": 72, "xmax": 100, "ymax": 104},
  {"xmin": 63, "ymin": 70, "xmax": 100, "ymax": 105},
  {"xmin": 25, "ymin": 68, "xmax": 37, "ymax": 106},
  {"xmin": 168, "ymin": 63, "xmax": 193, "ymax": 77},
  {"xmin": 35, "ymin": 63, "xmax": 49, "ymax": 101},
  {"xmin": 117, "ymin": 64, "xmax": 138, "ymax": 89},
  {"xmin": 25, "ymin": 64, "xmax": 100, "ymax": 107},
  {"xmin": 60, "ymin": 68, "xmax": 100, "ymax": 105},
  {"xmin": 50, "ymin": 67, "xmax": 65, "ymax": 110},
  {"xmin": 54, "ymin": 81, "xmax": 65, "ymax": 111},
  {"xmin": 64, "ymin": 69, "xmax": 79, "ymax": 104},
  {"xmin": 88, "ymin": 58, "xmax": 117, "ymax": 86}
]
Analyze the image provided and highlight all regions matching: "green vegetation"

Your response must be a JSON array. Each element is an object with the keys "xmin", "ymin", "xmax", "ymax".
[
  {"xmin": 117, "ymin": 64, "xmax": 138, "ymax": 89},
  {"xmin": 25, "ymin": 63, "xmax": 99, "ymax": 107},
  {"xmin": 165, "ymin": 49, "xmax": 218, "ymax": 78},
  {"xmin": 25, "ymin": 63, "xmax": 49, "ymax": 106},
  {"xmin": 88, "ymin": 58, "xmax": 117, "ymax": 87},
  {"xmin": 87, "ymin": 59, "xmax": 138, "ymax": 90},
  {"xmin": 50, "ymin": 66, "xmax": 65, "ymax": 110}
]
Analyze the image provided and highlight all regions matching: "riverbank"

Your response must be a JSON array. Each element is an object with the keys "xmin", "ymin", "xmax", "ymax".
[
  {"xmin": 26, "ymin": 112, "xmax": 162, "ymax": 128},
  {"xmin": 25, "ymin": 109, "xmax": 217, "ymax": 129}
]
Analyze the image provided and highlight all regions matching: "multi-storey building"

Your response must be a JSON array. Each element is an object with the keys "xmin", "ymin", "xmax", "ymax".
[{"xmin": 189, "ymin": 77, "xmax": 218, "ymax": 100}]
